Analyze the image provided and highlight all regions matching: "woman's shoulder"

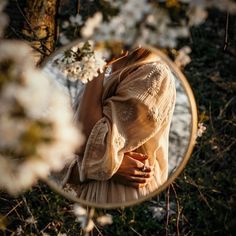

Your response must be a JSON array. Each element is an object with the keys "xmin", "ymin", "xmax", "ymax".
[
  {"xmin": 139, "ymin": 60, "xmax": 171, "ymax": 77},
  {"xmin": 127, "ymin": 61, "xmax": 173, "ymax": 89},
  {"xmin": 116, "ymin": 60, "xmax": 175, "ymax": 98}
]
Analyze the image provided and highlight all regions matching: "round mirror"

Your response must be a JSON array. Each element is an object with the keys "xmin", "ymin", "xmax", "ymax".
[{"xmin": 42, "ymin": 40, "xmax": 197, "ymax": 208}]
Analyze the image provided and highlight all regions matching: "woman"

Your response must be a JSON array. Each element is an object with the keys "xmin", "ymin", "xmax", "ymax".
[{"xmin": 60, "ymin": 47, "xmax": 176, "ymax": 204}]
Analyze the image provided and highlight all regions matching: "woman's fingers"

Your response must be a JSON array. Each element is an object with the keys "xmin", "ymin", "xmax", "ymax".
[
  {"xmin": 126, "ymin": 175, "xmax": 149, "ymax": 183},
  {"xmin": 125, "ymin": 152, "xmax": 148, "ymax": 162},
  {"xmin": 119, "ymin": 155, "xmax": 153, "ymax": 175},
  {"xmin": 133, "ymin": 170, "xmax": 154, "ymax": 178},
  {"xmin": 138, "ymin": 165, "xmax": 153, "ymax": 172}
]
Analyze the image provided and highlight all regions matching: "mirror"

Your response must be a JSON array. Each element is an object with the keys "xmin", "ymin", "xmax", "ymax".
[{"xmin": 42, "ymin": 40, "xmax": 197, "ymax": 208}]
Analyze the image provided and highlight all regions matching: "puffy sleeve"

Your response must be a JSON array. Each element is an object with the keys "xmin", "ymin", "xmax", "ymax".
[{"xmin": 70, "ymin": 62, "xmax": 176, "ymax": 183}]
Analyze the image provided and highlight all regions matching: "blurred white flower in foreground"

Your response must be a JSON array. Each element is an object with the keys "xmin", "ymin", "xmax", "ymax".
[
  {"xmin": 53, "ymin": 41, "xmax": 106, "ymax": 83},
  {"xmin": 0, "ymin": 41, "xmax": 83, "ymax": 195},
  {"xmin": 57, "ymin": 233, "xmax": 67, "ymax": 236},
  {"xmin": 73, "ymin": 204, "xmax": 94, "ymax": 233},
  {"xmin": 174, "ymin": 46, "xmax": 192, "ymax": 68},
  {"xmin": 81, "ymin": 12, "xmax": 103, "ymax": 38},
  {"xmin": 96, "ymin": 214, "xmax": 113, "ymax": 226},
  {"xmin": 73, "ymin": 204, "xmax": 113, "ymax": 232},
  {"xmin": 187, "ymin": 5, "xmax": 208, "ymax": 26}
]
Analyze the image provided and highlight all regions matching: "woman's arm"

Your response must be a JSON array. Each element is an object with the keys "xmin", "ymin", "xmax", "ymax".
[{"xmin": 75, "ymin": 72, "xmax": 104, "ymax": 155}]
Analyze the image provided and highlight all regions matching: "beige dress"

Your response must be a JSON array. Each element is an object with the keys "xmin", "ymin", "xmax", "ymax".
[{"xmin": 60, "ymin": 60, "xmax": 176, "ymax": 204}]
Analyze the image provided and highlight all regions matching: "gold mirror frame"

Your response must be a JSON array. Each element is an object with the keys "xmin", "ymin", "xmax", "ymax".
[{"xmin": 42, "ymin": 41, "xmax": 198, "ymax": 209}]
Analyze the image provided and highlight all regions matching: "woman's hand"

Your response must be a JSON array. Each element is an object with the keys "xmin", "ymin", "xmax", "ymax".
[{"xmin": 112, "ymin": 152, "xmax": 154, "ymax": 189}]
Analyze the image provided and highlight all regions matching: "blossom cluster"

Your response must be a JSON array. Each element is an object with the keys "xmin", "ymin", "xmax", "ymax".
[
  {"xmin": 0, "ymin": 41, "xmax": 83, "ymax": 195},
  {"xmin": 60, "ymin": 0, "xmax": 236, "ymax": 50},
  {"xmin": 73, "ymin": 204, "xmax": 113, "ymax": 233},
  {"xmin": 53, "ymin": 41, "xmax": 106, "ymax": 83}
]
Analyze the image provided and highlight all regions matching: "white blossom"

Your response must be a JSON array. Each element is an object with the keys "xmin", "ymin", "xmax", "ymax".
[
  {"xmin": 0, "ymin": 41, "xmax": 83, "ymax": 195},
  {"xmin": 188, "ymin": 6, "xmax": 208, "ymax": 26},
  {"xmin": 175, "ymin": 46, "xmax": 192, "ymax": 67},
  {"xmin": 77, "ymin": 0, "xmax": 236, "ymax": 49},
  {"xmin": 69, "ymin": 14, "xmax": 83, "ymax": 27},
  {"xmin": 53, "ymin": 41, "xmax": 106, "ymax": 83},
  {"xmin": 81, "ymin": 12, "xmax": 103, "ymax": 38},
  {"xmin": 59, "ymin": 32, "xmax": 70, "ymax": 45},
  {"xmin": 96, "ymin": 214, "xmax": 113, "ymax": 226},
  {"xmin": 15, "ymin": 225, "xmax": 24, "ymax": 235},
  {"xmin": 73, "ymin": 204, "xmax": 87, "ymax": 216},
  {"xmin": 62, "ymin": 21, "xmax": 70, "ymax": 29},
  {"xmin": 73, "ymin": 204, "xmax": 95, "ymax": 232},
  {"xmin": 197, "ymin": 122, "xmax": 207, "ymax": 137},
  {"xmin": 149, "ymin": 201, "xmax": 176, "ymax": 221},
  {"xmin": 88, "ymin": 1, "xmax": 190, "ymax": 48}
]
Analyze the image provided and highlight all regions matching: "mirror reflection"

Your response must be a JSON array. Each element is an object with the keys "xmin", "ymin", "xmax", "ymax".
[{"xmin": 42, "ymin": 41, "xmax": 195, "ymax": 206}]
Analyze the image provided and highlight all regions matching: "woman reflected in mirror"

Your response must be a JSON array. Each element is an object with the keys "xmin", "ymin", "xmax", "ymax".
[{"xmin": 60, "ymin": 47, "xmax": 176, "ymax": 204}]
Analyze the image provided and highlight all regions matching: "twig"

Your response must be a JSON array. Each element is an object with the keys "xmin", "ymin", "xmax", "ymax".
[
  {"xmin": 218, "ymin": 96, "xmax": 235, "ymax": 118},
  {"xmin": 171, "ymin": 184, "xmax": 181, "ymax": 236},
  {"xmin": 4, "ymin": 200, "xmax": 23, "ymax": 217},
  {"xmin": 93, "ymin": 222, "xmax": 103, "ymax": 236},
  {"xmin": 37, "ymin": 185, "xmax": 50, "ymax": 206},
  {"xmin": 185, "ymin": 176, "xmax": 212, "ymax": 211},
  {"xmin": 130, "ymin": 226, "xmax": 143, "ymax": 236},
  {"xmin": 165, "ymin": 186, "xmax": 170, "ymax": 236},
  {"xmin": 13, "ymin": 200, "xmax": 24, "ymax": 221},
  {"xmin": 15, "ymin": 0, "xmax": 32, "ymax": 30},
  {"xmin": 182, "ymin": 213, "xmax": 190, "ymax": 226},
  {"xmin": 209, "ymin": 102, "xmax": 216, "ymax": 135},
  {"xmin": 22, "ymin": 196, "xmax": 40, "ymax": 234},
  {"xmin": 40, "ymin": 222, "xmax": 51, "ymax": 234},
  {"xmin": 223, "ymin": 12, "xmax": 229, "ymax": 51},
  {"xmin": 15, "ymin": 0, "xmax": 54, "ymax": 60}
]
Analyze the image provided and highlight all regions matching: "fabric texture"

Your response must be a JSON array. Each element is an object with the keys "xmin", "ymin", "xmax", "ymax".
[{"xmin": 59, "ymin": 60, "xmax": 176, "ymax": 204}]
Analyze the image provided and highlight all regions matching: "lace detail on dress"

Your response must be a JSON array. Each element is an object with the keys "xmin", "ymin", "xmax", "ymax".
[
  {"xmin": 89, "ymin": 143, "xmax": 105, "ymax": 157},
  {"xmin": 147, "ymin": 107, "xmax": 160, "ymax": 122},
  {"xmin": 145, "ymin": 63, "xmax": 169, "ymax": 96},
  {"xmin": 162, "ymin": 75, "xmax": 176, "ymax": 124},
  {"xmin": 146, "ymin": 65, "xmax": 175, "ymax": 124},
  {"xmin": 97, "ymin": 169, "xmax": 110, "ymax": 180},
  {"xmin": 127, "ymin": 62, "xmax": 168, "ymax": 97},
  {"xmin": 114, "ymin": 134, "xmax": 125, "ymax": 149}
]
